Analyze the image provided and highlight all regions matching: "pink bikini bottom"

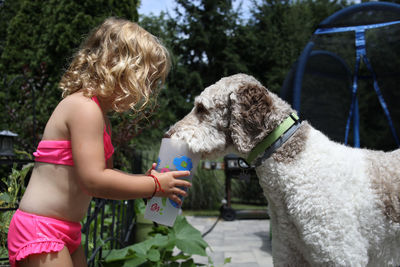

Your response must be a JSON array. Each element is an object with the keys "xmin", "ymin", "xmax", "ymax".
[{"xmin": 7, "ymin": 209, "xmax": 82, "ymax": 267}]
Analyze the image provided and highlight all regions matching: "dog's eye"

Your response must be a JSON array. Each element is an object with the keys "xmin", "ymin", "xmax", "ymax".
[{"xmin": 195, "ymin": 103, "xmax": 208, "ymax": 114}]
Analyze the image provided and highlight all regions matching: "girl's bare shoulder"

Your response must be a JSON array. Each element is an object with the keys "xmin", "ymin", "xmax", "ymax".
[
  {"xmin": 56, "ymin": 93, "xmax": 104, "ymax": 128},
  {"xmin": 60, "ymin": 92, "xmax": 93, "ymax": 106},
  {"xmin": 60, "ymin": 93, "xmax": 100, "ymax": 114},
  {"xmin": 42, "ymin": 93, "xmax": 99, "ymax": 140}
]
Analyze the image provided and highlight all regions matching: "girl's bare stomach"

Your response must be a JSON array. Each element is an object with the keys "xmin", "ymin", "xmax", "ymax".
[{"xmin": 18, "ymin": 162, "xmax": 92, "ymax": 222}]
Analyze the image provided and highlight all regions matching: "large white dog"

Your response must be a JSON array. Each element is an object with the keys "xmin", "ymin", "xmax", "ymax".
[{"xmin": 166, "ymin": 74, "xmax": 400, "ymax": 266}]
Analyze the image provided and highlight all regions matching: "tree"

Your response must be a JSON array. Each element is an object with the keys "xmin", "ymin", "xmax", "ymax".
[
  {"xmin": 0, "ymin": 0, "xmax": 140, "ymax": 152},
  {"xmin": 235, "ymin": 0, "xmax": 345, "ymax": 93},
  {"xmin": 173, "ymin": 0, "xmax": 247, "ymax": 95},
  {"xmin": 1, "ymin": 0, "xmax": 139, "ymax": 78}
]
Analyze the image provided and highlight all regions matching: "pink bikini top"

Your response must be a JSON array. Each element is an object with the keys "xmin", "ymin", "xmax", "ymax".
[{"xmin": 33, "ymin": 96, "xmax": 114, "ymax": 166}]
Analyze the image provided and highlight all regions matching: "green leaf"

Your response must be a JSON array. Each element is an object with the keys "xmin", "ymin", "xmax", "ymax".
[
  {"xmin": 134, "ymin": 198, "xmax": 146, "ymax": 215},
  {"xmin": 105, "ymin": 233, "xmax": 171, "ymax": 264},
  {"xmin": 104, "ymin": 247, "xmax": 131, "ymax": 262},
  {"xmin": 101, "ymin": 260, "xmax": 124, "ymax": 267},
  {"xmin": 0, "ymin": 193, "xmax": 11, "ymax": 204},
  {"xmin": 169, "ymin": 252, "xmax": 191, "ymax": 262},
  {"xmin": 19, "ymin": 163, "xmax": 34, "ymax": 180},
  {"xmin": 14, "ymin": 150, "xmax": 33, "ymax": 160},
  {"xmin": 146, "ymin": 248, "xmax": 160, "ymax": 262},
  {"xmin": 175, "ymin": 239, "xmax": 207, "ymax": 257},
  {"xmin": 173, "ymin": 216, "xmax": 208, "ymax": 256},
  {"xmin": 121, "ymin": 256, "xmax": 147, "ymax": 267},
  {"xmin": 181, "ymin": 258, "xmax": 196, "ymax": 267},
  {"xmin": 130, "ymin": 234, "xmax": 168, "ymax": 255}
]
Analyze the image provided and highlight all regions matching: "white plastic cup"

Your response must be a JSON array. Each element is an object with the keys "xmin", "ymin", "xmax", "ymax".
[{"xmin": 144, "ymin": 138, "xmax": 199, "ymax": 226}]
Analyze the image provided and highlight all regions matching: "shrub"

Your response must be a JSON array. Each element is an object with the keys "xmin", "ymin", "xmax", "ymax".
[
  {"xmin": 0, "ymin": 162, "xmax": 33, "ymax": 261},
  {"xmin": 183, "ymin": 164, "xmax": 225, "ymax": 210}
]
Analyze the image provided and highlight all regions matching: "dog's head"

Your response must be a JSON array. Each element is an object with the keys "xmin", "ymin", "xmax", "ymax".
[{"xmin": 166, "ymin": 73, "xmax": 293, "ymax": 158}]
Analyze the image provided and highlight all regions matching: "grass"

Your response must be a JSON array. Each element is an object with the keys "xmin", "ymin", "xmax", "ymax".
[
  {"xmin": 182, "ymin": 203, "xmax": 268, "ymax": 217},
  {"xmin": 231, "ymin": 203, "xmax": 268, "ymax": 210},
  {"xmin": 182, "ymin": 209, "xmax": 220, "ymax": 217}
]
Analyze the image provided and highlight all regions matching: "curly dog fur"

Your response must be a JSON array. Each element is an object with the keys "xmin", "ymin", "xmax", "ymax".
[{"xmin": 166, "ymin": 73, "xmax": 400, "ymax": 266}]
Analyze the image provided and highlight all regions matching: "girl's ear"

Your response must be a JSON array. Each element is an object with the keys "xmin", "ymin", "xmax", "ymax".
[{"xmin": 229, "ymin": 82, "xmax": 273, "ymax": 154}]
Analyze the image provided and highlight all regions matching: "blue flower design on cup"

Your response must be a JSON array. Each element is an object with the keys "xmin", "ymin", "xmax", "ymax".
[
  {"xmin": 169, "ymin": 156, "xmax": 193, "ymax": 208},
  {"xmin": 173, "ymin": 156, "xmax": 193, "ymax": 171}
]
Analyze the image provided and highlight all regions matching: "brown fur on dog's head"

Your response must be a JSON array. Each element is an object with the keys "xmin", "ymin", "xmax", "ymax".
[{"xmin": 229, "ymin": 82, "xmax": 274, "ymax": 153}]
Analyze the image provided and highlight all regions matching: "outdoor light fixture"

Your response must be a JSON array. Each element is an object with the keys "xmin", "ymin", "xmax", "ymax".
[
  {"xmin": 0, "ymin": 130, "xmax": 18, "ymax": 157},
  {"xmin": 202, "ymin": 160, "xmax": 224, "ymax": 170},
  {"xmin": 224, "ymin": 154, "xmax": 250, "ymax": 171}
]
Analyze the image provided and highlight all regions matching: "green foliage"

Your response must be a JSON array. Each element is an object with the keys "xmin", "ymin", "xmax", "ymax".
[
  {"xmin": 80, "ymin": 201, "xmax": 120, "ymax": 257},
  {"xmin": 103, "ymin": 215, "xmax": 211, "ymax": 267},
  {"xmin": 1, "ymin": 0, "xmax": 139, "ymax": 76},
  {"xmin": 183, "ymin": 164, "xmax": 225, "ymax": 210},
  {"xmin": 0, "ymin": 162, "xmax": 33, "ymax": 259},
  {"xmin": 0, "ymin": 162, "xmax": 33, "ymax": 208},
  {"xmin": 0, "ymin": 65, "xmax": 56, "ymax": 152},
  {"xmin": 0, "ymin": 0, "xmax": 140, "ymax": 153},
  {"xmin": 102, "ymin": 199, "xmax": 230, "ymax": 266},
  {"xmin": 231, "ymin": 178, "xmax": 267, "ymax": 205},
  {"xmin": 173, "ymin": 0, "xmax": 246, "ymax": 90},
  {"xmin": 237, "ymin": 0, "xmax": 345, "ymax": 92}
]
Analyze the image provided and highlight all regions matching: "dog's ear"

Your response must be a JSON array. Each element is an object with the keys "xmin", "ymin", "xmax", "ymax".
[{"xmin": 229, "ymin": 82, "xmax": 273, "ymax": 154}]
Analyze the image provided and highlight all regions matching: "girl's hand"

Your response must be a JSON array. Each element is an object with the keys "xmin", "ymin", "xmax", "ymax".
[{"xmin": 150, "ymin": 169, "xmax": 191, "ymax": 206}]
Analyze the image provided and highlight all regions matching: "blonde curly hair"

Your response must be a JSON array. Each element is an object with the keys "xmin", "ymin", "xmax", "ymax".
[{"xmin": 59, "ymin": 17, "xmax": 171, "ymax": 113}]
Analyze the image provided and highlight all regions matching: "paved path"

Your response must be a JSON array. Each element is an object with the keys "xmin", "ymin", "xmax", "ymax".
[{"xmin": 185, "ymin": 216, "xmax": 274, "ymax": 267}]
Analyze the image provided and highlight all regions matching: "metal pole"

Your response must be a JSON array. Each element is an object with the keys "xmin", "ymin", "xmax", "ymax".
[{"xmin": 32, "ymin": 84, "xmax": 37, "ymax": 146}]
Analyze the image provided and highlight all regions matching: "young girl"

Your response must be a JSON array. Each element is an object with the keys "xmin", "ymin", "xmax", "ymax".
[{"xmin": 7, "ymin": 17, "xmax": 191, "ymax": 267}]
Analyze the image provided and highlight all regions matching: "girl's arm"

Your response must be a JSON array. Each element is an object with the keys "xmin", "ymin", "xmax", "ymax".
[{"xmin": 67, "ymin": 96, "xmax": 190, "ymax": 204}]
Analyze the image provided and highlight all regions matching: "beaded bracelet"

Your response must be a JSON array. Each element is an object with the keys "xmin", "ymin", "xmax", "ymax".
[{"xmin": 148, "ymin": 174, "xmax": 164, "ymax": 199}]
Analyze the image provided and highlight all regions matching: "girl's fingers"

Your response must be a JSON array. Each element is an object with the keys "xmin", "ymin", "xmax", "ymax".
[
  {"xmin": 170, "ymin": 170, "xmax": 190, "ymax": 178},
  {"xmin": 175, "ymin": 179, "xmax": 192, "ymax": 188},
  {"xmin": 170, "ymin": 195, "xmax": 182, "ymax": 206},
  {"xmin": 151, "ymin": 170, "xmax": 189, "ymax": 178},
  {"xmin": 174, "ymin": 187, "xmax": 188, "ymax": 197}
]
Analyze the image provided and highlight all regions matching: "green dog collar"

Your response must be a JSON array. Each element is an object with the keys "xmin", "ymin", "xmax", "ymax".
[{"xmin": 247, "ymin": 113, "xmax": 299, "ymax": 164}]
